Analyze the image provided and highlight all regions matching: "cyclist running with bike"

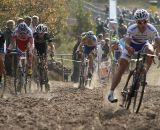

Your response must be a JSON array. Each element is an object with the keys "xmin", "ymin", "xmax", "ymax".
[
  {"xmin": 107, "ymin": 9, "xmax": 160, "ymax": 103},
  {"xmin": 77, "ymin": 31, "xmax": 97, "ymax": 78},
  {"xmin": 8, "ymin": 22, "xmax": 34, "ymax": 75}
]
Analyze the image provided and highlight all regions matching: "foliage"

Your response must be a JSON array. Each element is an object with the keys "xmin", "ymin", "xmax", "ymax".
[
  {"xmin": 0, "ymin": 0, "xmax": 69, "ymax": 35},
  {"xmin": 72, "ymin": 0, "xmax": 96, "ymax": 37}
]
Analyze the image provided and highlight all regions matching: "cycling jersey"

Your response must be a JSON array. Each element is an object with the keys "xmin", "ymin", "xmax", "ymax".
[
  {"xmin": 34, "ymin": 32, "xmax": 53, "ymax": 55},
  {"xmin": 12, "ymin": 30, "xmax": 33, "ymax": 52},
  {"xmin": 126, "ymin": 23, "xmax": 159, "ymax": 44}
]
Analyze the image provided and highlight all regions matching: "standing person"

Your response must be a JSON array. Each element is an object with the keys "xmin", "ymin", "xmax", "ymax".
[
  {"xmin": 71, "ymin": 35, "xmax": 82, "ymax": 83},
  {"xmin": 0, "ymin": 31, "xmax": 6, "ymax": 87},
  {"xmin": 16, "ymin": 18, "xmax": 24, "ymax": 27},
  {"xmin": 4, "ymin": 20, "xmax": 15, "ymax": 76},
  {"xmin": 102, "ymin": 38, "xmax": 110, "ymax": 61},
  {"xmin": 30, "ymin": 15, "xmax": 39, "ymax": 33},
  {"xmin": 96, "ymin": 33, "xmax": 104, "ymax": 63},
  {"xmin": 107, "ymin": 9, "xmax": 160, "ymax": 103},
  {"xmin": 24, "ymin": 16, "xmax": 33, "ymax": 35}
]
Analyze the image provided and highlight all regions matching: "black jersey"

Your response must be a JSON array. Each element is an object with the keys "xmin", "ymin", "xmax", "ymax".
[
  {"xmin": 33, "ymin": 32, "xmax": 53, "ymax": 55},
  {"xmin": 0, "ymin": 32, "xmax": 5, "ymax": 52}
]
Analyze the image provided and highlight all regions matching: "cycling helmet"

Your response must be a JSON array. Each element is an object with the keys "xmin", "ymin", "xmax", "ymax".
[
  {"xmin": 134, "ymin": 9, "xmax": 149, "ymax": 21},
  {"xmin": 86, "ymin": 31, "xmax": 94, "ymax": 38},
  {"xmin": 43, "ymin": 25, "xmax": 48, "ymax": 32},
  {"xmin": 111, "ymin": 37, "xmax": 119, "ymax": 44},
  {"xmin": 36, "ymin": 24, "xmax": 46, "ymax": 33},
  {"xmin": 17, "ymin": 22, "xmax": 28, "ymax": 33},
  {"xmin": 81, "ymin": 32, "xmax": 86, "ymax": 37}
]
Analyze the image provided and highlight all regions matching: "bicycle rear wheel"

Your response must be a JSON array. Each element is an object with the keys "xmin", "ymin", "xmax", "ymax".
[
  {"xmin": 14, "ymin": 68, "xmax": 24, "ymax": 94},
  {"xmin": 79, "ymin": 64, "xmax": 85, "ymax": 89},
  {"xmin": 133, "ymin": 71, "xmax": 147, "ymax": 113}
]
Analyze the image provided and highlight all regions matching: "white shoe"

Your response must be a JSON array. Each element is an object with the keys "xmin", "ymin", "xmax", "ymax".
[{"xmin": 108, "ymin": 93, "xmax": 118, "ymax": 103}]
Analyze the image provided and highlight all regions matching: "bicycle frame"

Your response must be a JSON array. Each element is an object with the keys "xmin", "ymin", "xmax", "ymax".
[{"xmin": 121, "ymin": 51, "xmax": 154, "ymax": 113}]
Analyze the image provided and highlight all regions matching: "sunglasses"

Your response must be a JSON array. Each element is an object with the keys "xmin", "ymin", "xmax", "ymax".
[{"xmin": 137, "ymin": 20, "xmax": 147, "ymax": 25}]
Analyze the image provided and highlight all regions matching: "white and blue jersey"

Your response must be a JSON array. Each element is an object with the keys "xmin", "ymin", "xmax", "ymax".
[{"xmin": 126, "ymin": 23, "xmax": 159, "ymax": 51}]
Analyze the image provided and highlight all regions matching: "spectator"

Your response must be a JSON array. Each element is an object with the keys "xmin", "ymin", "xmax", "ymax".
[
  {"xmin": 16, "ymin": 17, "xmax": 24, "ymax": 26},
  {"xmin": 118, "ymin": 23, "xmax": 127, "ymax": 39},
  {"xmin": 4, "ymin": 20, "xmax": 16, "ymax": 76},
  {"xmin": 71, "ymin": 36, "xmax": 81, "ymax": 83},
  {"xmin": 102, "ymin": 38, "xmax": 110, "ymax": 61},
  {"xmin": 30, "ymin": 15, "xmax": 39, "ymax": 33}
]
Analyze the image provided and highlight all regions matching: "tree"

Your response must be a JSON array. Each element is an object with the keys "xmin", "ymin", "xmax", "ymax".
[
  {"xmin": 0, "ymin": 0, "xmax": 69, "ymax": 35},
  {"xmin": 72, "ymin": 0, "xmax": 96, "ymax": 36}
]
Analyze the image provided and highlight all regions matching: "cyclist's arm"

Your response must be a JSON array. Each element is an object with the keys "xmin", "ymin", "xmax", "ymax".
[
  {"xmin": 125, "ymin": 36, "xmax": 134, "ymax": 55},
  {"xmin": 28, "ymin": 37, "xmax": 34, "ymax": 54}
]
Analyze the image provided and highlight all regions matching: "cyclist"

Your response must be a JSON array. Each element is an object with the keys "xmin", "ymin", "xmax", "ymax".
[
  {"xmin": 107, "ymin": 9, "xmax": 160, "ymax": 103},
  {"xmin": 0, "ymin": 31, "xmax": 6, "ymax": 87},
  {"xmin": 8, "ymin": 22, "xmax": 34, "ymax": 75},
  {"xmin": 33, "ymin": 24, "xmax": 55, "ymax": 86},
  {"xmin": 77, "ymin": 31, "xmax": 97, "ymax": 78}
]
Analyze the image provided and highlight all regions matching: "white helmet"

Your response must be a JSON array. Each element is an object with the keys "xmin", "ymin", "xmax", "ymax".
[
  {"xmin": 134, "ymin": 9, "xmax": 149, "ymax": 21},
  {"xmin": 17, "ymin": 22, "xmax": 29, "ymax": 33},
  {"xmin": 36, "ymin": 24, "xmax": 46, "ymax": 33}
]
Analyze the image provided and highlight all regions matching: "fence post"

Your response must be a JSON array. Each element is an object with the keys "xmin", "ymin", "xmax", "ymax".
[{"xmin": 61, "ymin": 55, "xmax": 64, "ymax": 81}]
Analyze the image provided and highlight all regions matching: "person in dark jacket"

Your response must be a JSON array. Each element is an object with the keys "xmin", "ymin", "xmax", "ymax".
[
  {"xmin": 71, "ymin": 36, "xmax": 81, "ymax": 83},
  {"xmin": 4, "ymin": 20, "xmax": 16, "ymax": 76}
]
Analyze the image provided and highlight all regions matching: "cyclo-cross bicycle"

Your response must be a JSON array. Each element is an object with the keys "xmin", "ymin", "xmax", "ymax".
[
  {"xmin": 121, "ymin": 51, "xmax": 156, "ymax": 113},
  {"xmin": 35, "ymin": 53, "xmax": 50, "ymax": 92},
  {"xmin": 8, "ymin": 49, "xmax": 32, "ymax": 94},
  {"xmin": 78, "ymin": 47, "xmax": 90, "ymax": 89}
]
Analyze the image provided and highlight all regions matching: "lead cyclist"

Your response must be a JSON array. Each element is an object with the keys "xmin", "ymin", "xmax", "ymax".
[{"xmin": 107, "ymin": 9, "xmax": 160, "ymax": 103}]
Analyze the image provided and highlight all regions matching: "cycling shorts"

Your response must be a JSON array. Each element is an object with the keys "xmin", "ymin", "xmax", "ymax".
[
  {"xmin": 83, "ymin": 45, "xmax": 96, "ymax": 55},
  {"xmin": 121, "ymin": 42, "xmax": 151, "ymax": 61}
]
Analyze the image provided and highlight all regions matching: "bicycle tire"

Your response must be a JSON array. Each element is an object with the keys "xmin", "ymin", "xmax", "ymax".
[
  {"xmin": 79, "ymin": 64, "xmax": 85, "ymax": 89},
  {"xmin": 79, "ymin": 63, "xmax": 86, "ymax": 89},
  {"xmin": 133, "ymin": 71, "xmax": 146, "ymax": 113},
  {"xmin": 24, "ymin": 75, "xmax": 32, "ymax": 93},
  {"xmin": 121, "ymin": 70, "xmax": 134, "ymax": 109},
  {"xmin": 14, "ymin": 68, "xmax": 24, "ymax": 94}
]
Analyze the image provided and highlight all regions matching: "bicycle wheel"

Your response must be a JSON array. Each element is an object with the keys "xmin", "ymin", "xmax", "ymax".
[
  {"xmin": 24, "ymin": 74, "xmax": 32, "ymax": 93},
  {"xmin": 0, "ymin": 74, "xmax": 6, "ymax": 98},
  {"xmin": 121, "ymin": 70, "xmax": 135, "ymax": 109},
  {"xmin": 133, "ymin": 70, "xmax": 147, "ymax": 113},
  {"xmin": 14, "ymin": 67, "xmax": 24, "ymax": 94},
  {"xmin": 79, "ymin": 63, "xmax": 85, "ymax": 89},
  {"xmin": 44, "ymin": 66, "xmax": 49, "ymax": 92}
]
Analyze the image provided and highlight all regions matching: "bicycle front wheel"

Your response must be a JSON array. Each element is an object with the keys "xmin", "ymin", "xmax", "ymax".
[
  {"xmin": 14, "ymin": 68, "xmax": 24, "ymax": 94},
  {"xmin": 133, "ymin": 71, "xmax": 147, "ymax": 113}
]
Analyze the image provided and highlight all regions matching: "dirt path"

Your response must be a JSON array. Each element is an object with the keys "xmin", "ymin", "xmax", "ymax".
[{"xmin": 0, "ymin": 64, "xmax": 160, "ymax": 130}]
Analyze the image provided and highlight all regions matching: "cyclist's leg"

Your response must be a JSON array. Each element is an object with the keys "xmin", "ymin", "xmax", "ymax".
[
  {"xmin": 142, "ymin": 43, "xmax": 154, "ymax": 72},
  {"xmin": 107, "ymin": 49, "xmax": 130, "ymax": 103}
]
